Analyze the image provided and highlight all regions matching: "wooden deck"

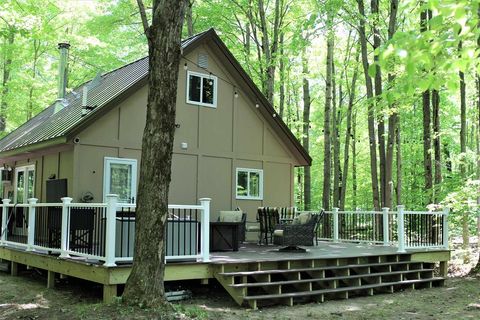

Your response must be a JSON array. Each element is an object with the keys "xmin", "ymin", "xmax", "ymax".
[{"xmin": 0, "ymin": 241, "xmax": 450, "ymax": 306}]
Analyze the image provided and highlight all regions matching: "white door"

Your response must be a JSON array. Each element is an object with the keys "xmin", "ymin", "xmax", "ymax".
[
  {"xmin": 14, "ymin": 165, "xmax": 35, "ymax": 232},
  {"xmin": 103, "ymin": 157, "xmax": 137, "ymax": 203}
]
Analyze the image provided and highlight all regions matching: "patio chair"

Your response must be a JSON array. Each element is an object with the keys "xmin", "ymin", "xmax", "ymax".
[
  {"xmin": 257, "ymin": 207, "xmax": 280, "ymax": 245},
  {"xmin": 279, "ymin": 207, "xmax": 297, "ymax": 223},
  {"xmin": 273, "ymin": 211, "xmax": 323, "ymax": 246}
]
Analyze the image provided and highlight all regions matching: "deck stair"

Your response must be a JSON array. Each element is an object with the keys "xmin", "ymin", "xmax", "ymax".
[{"xmin": 213, "ymin": 254, "xmax": 445, "ymax": 309}]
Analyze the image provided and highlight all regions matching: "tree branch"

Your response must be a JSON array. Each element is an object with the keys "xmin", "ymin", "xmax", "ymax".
[{"xmin": 136, "ymin": 0, "xmax": 149, "ymax": 34}]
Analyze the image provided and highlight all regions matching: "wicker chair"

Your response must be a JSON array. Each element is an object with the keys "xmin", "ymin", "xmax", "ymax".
[
  {"xmin": 257, "ymin": 207, "xmax": 280, "ymax": 245},
  {"xmin": 273, "ymin": 211, "xmax": 323, "ymax": 246}
]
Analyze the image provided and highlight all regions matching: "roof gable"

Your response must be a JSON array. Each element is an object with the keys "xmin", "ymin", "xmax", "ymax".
[{"xmin": 0, "ymin": 29, "xmax": 311, "ymax": 166}]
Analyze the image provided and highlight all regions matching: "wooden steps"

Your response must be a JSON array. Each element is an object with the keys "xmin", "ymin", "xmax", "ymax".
[{"xmin": 213, "ymin": 254, "xmax": 445, "ymax": 309}]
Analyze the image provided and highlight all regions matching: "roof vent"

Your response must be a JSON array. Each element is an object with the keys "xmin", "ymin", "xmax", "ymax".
[
  {"xmin": 81, "ymin": 72, "xmax": 101, "ymax": 117},
  {"xmin": 198, "ymin": 53, "xmax": 208, "ymax": 68}
]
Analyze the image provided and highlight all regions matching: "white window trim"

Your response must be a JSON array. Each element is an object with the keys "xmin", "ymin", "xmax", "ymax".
[
  {"xmin": 103, "ymin": 157, "xmax": 137, "ymax": 203},
  {"xmin": 186, "ymin": 70, "xmax": 218, "ymax": 108},
  {"xmin": 14, "ymin": 164, "xmax": 35, "ymax": 204},
  {"xmin": 236, "ymin": 168, "xmax": 263, "ymax": 200}
]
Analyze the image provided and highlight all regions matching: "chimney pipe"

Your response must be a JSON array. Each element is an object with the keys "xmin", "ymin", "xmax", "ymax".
[{"xmin": 54, "ymin": 42, "xmax": 70, "ymax": 113}]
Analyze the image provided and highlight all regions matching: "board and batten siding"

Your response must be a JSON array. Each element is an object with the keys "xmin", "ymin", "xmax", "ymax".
[{"xmin": 73, "ymin": 44, "xmax": 298, "ymax": 220}]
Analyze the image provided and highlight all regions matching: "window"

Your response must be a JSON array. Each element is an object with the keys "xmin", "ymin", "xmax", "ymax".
[
  {"xmin": 236, "ymin": 168, "xmax": 263, "ymax": 200},
  {"xmin": 104, "ymin": 157, "xmax": 137, "ymax": 203},
  {"xmin": 14, "ymin": 165, "xmax": 35, "ymax": 203},
  {"xmin": 186, "ymin": 71, "xmax": 217, "ymax": 108}
]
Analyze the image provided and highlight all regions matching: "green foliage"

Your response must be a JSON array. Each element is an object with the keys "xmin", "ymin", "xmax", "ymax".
[{"xmin": 0, "ymin": 0, "xmax": 479, "ymax": 237}]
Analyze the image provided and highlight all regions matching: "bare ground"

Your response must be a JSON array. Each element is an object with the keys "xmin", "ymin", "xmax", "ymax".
[{"xmin": 1, "ymin": 240, "xmax": 479, "ymax": 320}]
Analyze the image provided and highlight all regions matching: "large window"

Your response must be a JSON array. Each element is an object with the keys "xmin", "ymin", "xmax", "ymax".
[
  {"xmin": 103, "ymin": 157, "xmax": 137, "ymax": 203},
  {"xmin": 186, "ymin": 71, "xmax": 217, "ymax": 108},
  {"xmin": 236, "ymin": 168, "xmax": 263, "ymax": 200}
]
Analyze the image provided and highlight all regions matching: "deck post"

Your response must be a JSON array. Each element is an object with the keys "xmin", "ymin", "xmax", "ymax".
[
  {"xmin": 382, "ymin": 207, "xmax": 389, "ymax": 246},
  {"xmin": 333, "ymin": 208, "xmax": 339, "ymax": 243},
  {"xmin": 60, "ymin": 197, "xmax": 73, "ymax": 258},
  {"xmin": 1, "ymin": 199, "xmax": 10, "ymax": 244},
  {"xmin": 199, "ymin": 198, "xmax": 211, "ymax": 262},
  {"xmin": 442, "ymin": 207, "xmax": 449, "ymax": 250},
  {"xmin": 27, "ymin": 198, "xmax": 38, "ymax": 251},
  {"xmin": 104, "ymin": 194, "xmax": 118, "ymax": 267},
  {"xmin": 397, "ymin": 205, "xmax": 406, "ymax": 253}
]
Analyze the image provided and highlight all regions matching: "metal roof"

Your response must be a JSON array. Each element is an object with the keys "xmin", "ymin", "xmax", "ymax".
[
  {"xmin": 0, "ymin": 31, "xmax": 207, "ymax": 153},
  {"xmin": 0, "ymin": 29, "xmax": 311, "ymax": 166}
]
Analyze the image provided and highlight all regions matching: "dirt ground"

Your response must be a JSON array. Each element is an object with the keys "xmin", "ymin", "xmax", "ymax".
[{"xmin": 1, "ymin": 241, "xmax": 479, "ymax": 320}]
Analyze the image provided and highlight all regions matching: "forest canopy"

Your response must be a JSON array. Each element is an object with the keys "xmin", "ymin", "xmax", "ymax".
[{"xmin": 0, "ymin": 0, "xmax": 479, "ymax": 237}]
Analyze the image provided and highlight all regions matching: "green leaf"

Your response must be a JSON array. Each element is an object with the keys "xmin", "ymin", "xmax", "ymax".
[{"xmin": 368, "ymin": 64, "xmax": 377, "ymax": 78}]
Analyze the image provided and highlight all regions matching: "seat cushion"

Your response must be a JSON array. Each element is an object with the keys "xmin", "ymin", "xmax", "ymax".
[
  {"xmin": 219, "ymin": 210, "xmax": 243, "ymax": 223},
  {"xmin": 273, "ymin": 229, "xmax": 284, "ymax": 237},
  {"xmin": 246, "ymin": 225, "xmax": 260, "ymax": 232},
  {"xmin": 292, "ymin": 212, "xmax": 311, "ymax": 225}
]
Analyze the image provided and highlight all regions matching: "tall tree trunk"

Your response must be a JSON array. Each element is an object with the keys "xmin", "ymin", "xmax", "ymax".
[
  {"xmin": 27, "ymin": 39, "xmax": 41, "ymax": 121},
  {"xmin": 123, "ymin": 0, "xmax": 187, "ymax": 308},
  {"xmin": 302, "ymin": 48, "xmax": 311, "ymax": 210},
  {"xmin": 432, "ymin": 89, "xmax": 442, "ymax": 201},
  {"xmin": 332, "ymin": 48, "xmax": 341, "ymax": 210},
  {"xmin": 357, "ymin": 0, "xmax": 380, "ymax": 210},
  {"xmin": 371, "ymin": 0, "xmax": 387, "ymax": 208},
  {"xmin": 396, "ymin": 115, "xmax": 402, "ymax": 205},
  {"xmin": 421, "ymin": 9, "xmax": 433, "ymax": 205},
  {"xmin": 340, "ymin": 50, "xmax": 359, "ymax": 210},
  {"xmin": 279, "ymin": 32, "xmax": 285, "ymax": 118},
  {"xmin": 385, "ymin": 0, "xmax": 398, "ymax": 210},
  {"xmin": 470, "ymin": 5, "xmax": 480, "ymax": 275},
  {"xmin": 323, "ymin": 27, "xmax": 334, "ymax": 210},
  {"xmin": 352, "ymin": 111, "xmax": 358, "ymax": 209},
  {"xmin": 186, "ymin": 0, "xmax": 194, "ymax": 36},
  {"xmin": 459, "ymin": 40, "xmax": 469, "ymax": 253},
  {"xmin": 0, "ymin": 29, "xmax": 15, "ymax": 133},
  {"xmin": 257, "ymin": 0, "xmax": 281, "ymax": 104}
]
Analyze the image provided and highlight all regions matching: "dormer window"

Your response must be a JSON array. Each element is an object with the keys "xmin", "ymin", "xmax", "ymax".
[{"xmin": 186, "ymin": 71, "xmax": 217, "ymax": 108}]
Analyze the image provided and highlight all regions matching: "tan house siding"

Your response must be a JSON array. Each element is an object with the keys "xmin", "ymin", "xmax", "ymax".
[{"xmin": 68, "ymin": 44, "xmax": 299, "ymax": 220}]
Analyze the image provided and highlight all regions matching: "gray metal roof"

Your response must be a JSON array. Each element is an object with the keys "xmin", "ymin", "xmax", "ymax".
[
  {"xmin": 0, "ymin": 29, "xmax": 311, "ymax": 165},
  {"xmin": 0, "ymin": 31, "xmax": 207, "ymax": 153}
]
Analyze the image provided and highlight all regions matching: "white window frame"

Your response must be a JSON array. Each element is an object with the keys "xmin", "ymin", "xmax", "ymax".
[
  {"xmin": 103, "ymin": 157, "xmax": 137, "ymax": 203},
  {"xmin": 235, "ymin": 168, "xmax": 263, "ymax": 200},
  {"xmin": 14, "ymin": 164, "xmax": 35, "ymax": 204},
  {"xmin": 186, "ymin": 70, "xmax": 218, "ymax": 108}
]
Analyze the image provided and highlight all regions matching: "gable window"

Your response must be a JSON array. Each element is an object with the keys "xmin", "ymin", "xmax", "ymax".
[
  {"xmin": 186, "ymin": 71, "xmax": 217, "ymax": 108},
  {"xmin": 236, "ymin": 168, "xmax": 263, "ymax": 200}
]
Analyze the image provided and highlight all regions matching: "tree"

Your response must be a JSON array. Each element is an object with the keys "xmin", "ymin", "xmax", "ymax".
[
  {"xmin": 322, "ymin": 20, "xmax": 333, "ymax": 211},
  {"xmin": 122, "ymin": 0, "xmax": 187, "ymax": 308}
]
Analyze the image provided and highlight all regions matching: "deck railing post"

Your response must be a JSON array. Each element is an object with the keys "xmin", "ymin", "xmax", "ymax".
[
  {"xmin": 382, "ymin": 207, "xmax": 390, "ymax": 246},
  {"xmin": 1, "ymin": 199, "xmax": 10, "ymax": 244},
  {"xmin": 333, "ymin": 207, "xmax": 339, "ymax": 243},
  {"xmin": 442, "ymin": 207, "xmax": 449, "ymax": 250},
  {"xmin": 199, "ymin": 198, "xmax": 211, "ymax": 262},
  {"xmin": 104, "ymin": 194, "xmax": 118, "ymax": 267},
  {"xmin": 27, "ymin": 198, "xmax": 38, "ymax": 251},
  {"xmin": 397, "ymin": 205, "xmax": 406, "ymax": 253},
  {"xmin": 60, "ymin": 197, "xmax": 73, "ymax": 258}
]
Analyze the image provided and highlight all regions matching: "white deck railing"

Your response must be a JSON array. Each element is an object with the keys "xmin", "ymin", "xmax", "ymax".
[
  {"xmin": 0, "ymin": 195, "xmax": 211, "ymax": 266},
  {"xmin": 317, "ymin": 205, "xmax": 449, "ymax": 252}
]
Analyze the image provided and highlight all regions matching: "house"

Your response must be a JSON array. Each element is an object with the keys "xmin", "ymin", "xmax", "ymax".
[{"xmin": 0, "ymin": 29, "xmax": 311, "ymax": 220}]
